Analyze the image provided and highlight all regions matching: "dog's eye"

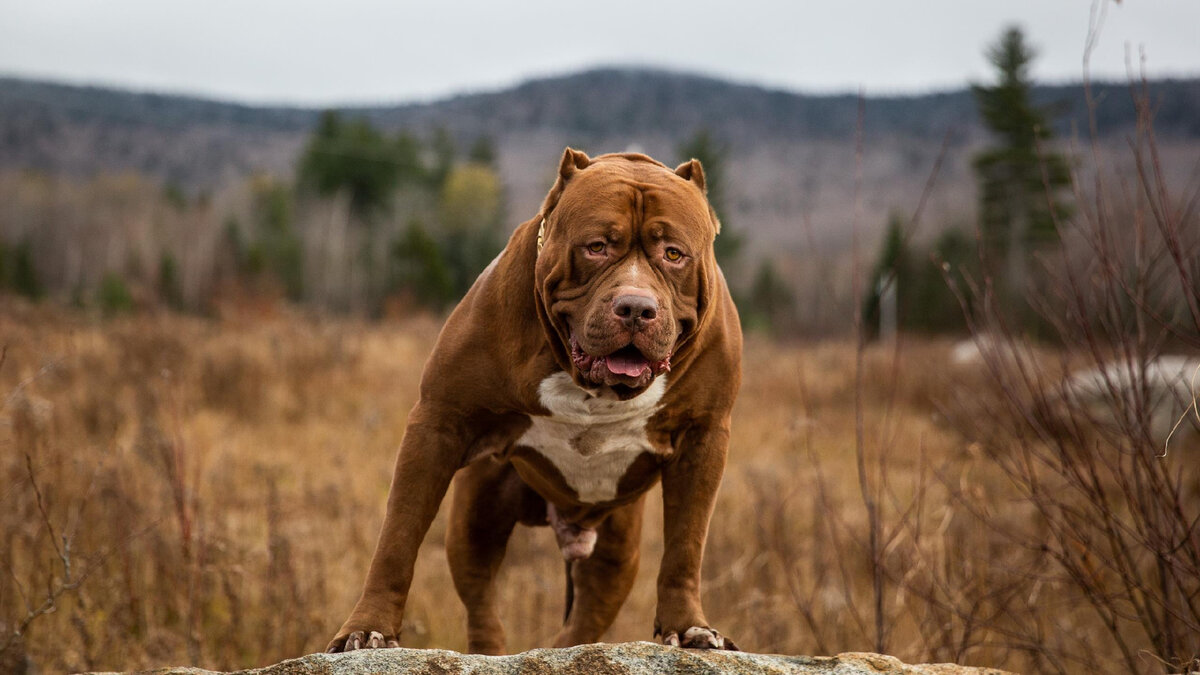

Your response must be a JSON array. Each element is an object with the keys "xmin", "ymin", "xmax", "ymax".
[
  {"xmin": 664, "ymin": 247, "xmax": 684, "ymax": 262},
  {"xmin": 586, "ymin": 242, "xmax": 607, "ymax": 255}
]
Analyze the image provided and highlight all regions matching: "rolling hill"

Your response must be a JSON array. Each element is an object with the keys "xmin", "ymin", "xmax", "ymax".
[{"xmin": 2, "ymin": 68, "xmax": 1198, "ymax": 256}]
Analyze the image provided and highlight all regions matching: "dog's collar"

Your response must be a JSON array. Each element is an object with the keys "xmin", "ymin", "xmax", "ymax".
[{"xmin": 536, "ymin": 217, "xmax": 546, "ymax": 256}]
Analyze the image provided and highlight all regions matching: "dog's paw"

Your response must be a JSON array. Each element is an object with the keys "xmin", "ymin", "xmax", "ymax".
[
  {"xmin": 660, "ymin": 626, "xmax": 740, "ymax": 650},
  {"xmin": 326, "ymin": 630, "xmax": 400, "ymax": 653}
]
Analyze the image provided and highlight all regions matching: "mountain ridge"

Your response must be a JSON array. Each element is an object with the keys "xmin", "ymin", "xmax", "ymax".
[
  {"xmin": 4, "ymin": 66, "xmax": 1197, "ymax": 142},
  {"xmin": 2, "ymin": 67, "xmax": 1197, "ymax": 257}
]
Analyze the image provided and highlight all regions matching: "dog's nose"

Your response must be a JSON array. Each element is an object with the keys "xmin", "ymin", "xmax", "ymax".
[{"xmin": 613, "ymin": 294, "xmax": 658, "ymax": 329}]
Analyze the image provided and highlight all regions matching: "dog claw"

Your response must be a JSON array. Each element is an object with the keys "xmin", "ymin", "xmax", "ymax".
[
  {"xmin": 328, "ymin": 629, "xmax": 399, "ymax": 652},
  {"xmin": 661, "ymin": 626, "xmax": 739, "ymax": 651}
]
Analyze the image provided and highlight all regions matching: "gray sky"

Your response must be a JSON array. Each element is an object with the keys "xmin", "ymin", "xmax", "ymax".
[{"xmin": 1, "ymin": 0, "xmax": 1197, "ymax": 105}]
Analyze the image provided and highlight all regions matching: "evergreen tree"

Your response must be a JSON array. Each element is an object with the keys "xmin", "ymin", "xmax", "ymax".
[
  {"xmin": 862, "ymin": 214, "xmax": 912, "ymax": 339},
  {"xmin": 389, "ymin": 218, "xmax": 455, "ymax": 309},
  {"xmin": 437, "ymin": 164, "xmax": 505, "ymax": 297},
  {"xmin": 909, "ymin": 228, "xmax": 979, "ymax": 334},
  {"xmin": 744, "ymin": 259, "xmax": 795, "ymax": 335},
  {"xmin": 11, "ymin": 239, "xmax": 42, "ymax": 300},
  {"xmin": 158, "ymin": 252, "xmax": 184, "ymax": 309},
  {"xmin": 971, "ymin": 26, "xmax": 1071, "ymax": 303},
  {"xmin": 394, "ymin": 131, "xmax": 427, "ymax": 185},
  {"xmin": 428, "ymin": 127, "xmax": 457, "ymax": 189},
  {"xmin": 677, "ymin": 130, "xmax": 743, "ymax": 269},
  {"xmin": 97, "ymin": 272, "xmax": 134, "ymax": 314},
  {"xmin": 0, "ymin": 238, "xmax": 8, "ymax": 290},
  {"xmin": 242, "ymin": 179, "xmax": 305, "ymax": 301},
  {"xmin": 467, "ymin": 135, "xmax": 498, "ymax": 167},
  {"xmin": 298, "ymin": 111, "xmax": 407, "ymax": 215}
]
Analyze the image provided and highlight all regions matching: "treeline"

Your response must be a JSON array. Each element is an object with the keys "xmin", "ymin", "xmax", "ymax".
[
  {"xmin": 0, "ymin": 113, "xmax": 507, "ymax": 316},
  {"xmin": 4, "ymin": 72, "xmax": 1198, "ymax": 197},
  {"xmin": 0, "ymin": 113, "xmax": 798, "ymax": 330},
  {"xmin": 4, "ymin": 29, "xmax": 1196, "ymax": 336},
  {"xmin": 858, "ymin": 27, "xmax": 1199, "ymax": 343},
  {"xmin": 862, "ymin": 27, "xmax": 1090, "ymax": 339}
]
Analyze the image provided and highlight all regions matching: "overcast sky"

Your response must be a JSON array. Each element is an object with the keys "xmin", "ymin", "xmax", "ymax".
[{"xmin": 1, "ymin": 1, "xmax": 1197, "ymax": 106}]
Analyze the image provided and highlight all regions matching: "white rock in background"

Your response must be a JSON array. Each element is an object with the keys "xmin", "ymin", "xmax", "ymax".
[
  {"xmin": 1064, "ymin": 356, "xmax": 1200, "ymax": 445},
  {"xmin": 949, "ymin": 334, "xmax": 1028, "ymax": 367}
]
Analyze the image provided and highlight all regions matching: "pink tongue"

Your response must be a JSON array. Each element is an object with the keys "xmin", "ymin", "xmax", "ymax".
[{"xmin": 606, "ymin": 352, "xmax": 650, "ymax": 377}]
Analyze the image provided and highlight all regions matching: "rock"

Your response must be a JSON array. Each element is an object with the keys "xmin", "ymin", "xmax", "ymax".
[
  {"xmin": 1064, "ymin": 355, "xmax": 1200, "ymax": 445},
  {"xmin": 949, "ymin": 334, "xmax": 1020, "ymax": 366},
  {"xmin": 94, "ymin": 642, "xmax": 1013, "ymax": 675}
]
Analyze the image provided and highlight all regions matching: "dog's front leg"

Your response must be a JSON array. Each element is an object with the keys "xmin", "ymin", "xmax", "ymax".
[
  {"xmin": 654, "ymin": 421, "xmax": 740, "ymax": 651},
  {"xmin": 326, "ymin": 405, "xmax": 467, "ymax": 652}
]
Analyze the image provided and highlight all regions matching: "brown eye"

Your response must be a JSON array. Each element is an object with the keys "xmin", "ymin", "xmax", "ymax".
[
  {"xmin": 587, "ymin": 241, "xmax": 606, "ymax": 254},
  {"xmin": 664, "ymin": 247, "xmax": 684, "ymax": 262}
]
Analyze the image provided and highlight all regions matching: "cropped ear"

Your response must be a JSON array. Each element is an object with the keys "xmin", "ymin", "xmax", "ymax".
[
  {"xmin": 675, "ymin": 159, "xmax": 720, "ymax": 236},
  {"xmin": 538, "ymin": 147, "xmax": 592, "ymax": 221},
  {"xmin": 674, "ymin": 159, "xmax": 706, "ymax": 194},
  {"xmin": 559, "ymin": 147, "xmax": 591, "ymax": 180}
]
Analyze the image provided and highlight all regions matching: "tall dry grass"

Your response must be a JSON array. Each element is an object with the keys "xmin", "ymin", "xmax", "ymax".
[
  {"xmin": 0, "ymin": 298, "xmax": 958, "ymax": 670},
  {"xmin": 3, "ymin": 86, "xmax": 1199, "ymax": 675},
  {"xmin": 0, "ymin": 302, "xmax": 432, "ymax": 671},
  {"xmin": 3, "ymin": 78, "xmax": 1200, "ymax": 668},
  {"xmin": 1, "ymin": 293, "xmax": 1197, "ymax": 672}
]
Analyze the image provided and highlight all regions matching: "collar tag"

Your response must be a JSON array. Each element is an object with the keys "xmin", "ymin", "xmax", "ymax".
[{"xmin": 536, "ymin": 217, "xmax": 546, "ymax": 255}]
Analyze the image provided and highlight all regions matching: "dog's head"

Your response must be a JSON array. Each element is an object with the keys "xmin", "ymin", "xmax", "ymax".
[{"xmin": 533, "ymin": 148, "xmax": 721, "ymax": 399}]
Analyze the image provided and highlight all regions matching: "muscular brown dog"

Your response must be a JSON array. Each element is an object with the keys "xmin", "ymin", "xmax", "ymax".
[{"xmin": 326, "ymin": 148, "xmax": 742, "ymax": 654}]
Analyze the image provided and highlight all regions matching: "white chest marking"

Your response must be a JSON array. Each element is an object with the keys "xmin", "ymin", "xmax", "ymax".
[{"xmin": 517, "ymin": 373, "xmax": 667, "ymax": 503}]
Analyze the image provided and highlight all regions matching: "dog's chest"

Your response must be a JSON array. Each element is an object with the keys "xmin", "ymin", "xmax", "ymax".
[{"xmin": 516, "ymin": 373, "xmax": 666, "ymax": 503}]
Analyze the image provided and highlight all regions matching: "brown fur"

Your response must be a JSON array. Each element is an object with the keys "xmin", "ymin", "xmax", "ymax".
[{"xmin": 326, "ymin": 148, "xmax": 742, "ymax": 654}]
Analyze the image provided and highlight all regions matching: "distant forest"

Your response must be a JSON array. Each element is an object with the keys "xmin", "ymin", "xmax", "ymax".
[
  {"xmin": 2, "ymin": 69, "xmax": 1198, "ymax": 186},
  {"xmin": 2, "ymin": 68, "xmax": 1198, "ymax": 334}
]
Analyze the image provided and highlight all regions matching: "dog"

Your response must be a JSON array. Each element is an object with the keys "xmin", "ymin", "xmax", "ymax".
[{"xmin": 326, "ymin": 148, "xmax": 742, "ymax": 654}]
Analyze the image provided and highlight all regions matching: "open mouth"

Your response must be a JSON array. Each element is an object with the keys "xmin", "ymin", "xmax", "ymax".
[
  {"xmin": 569, "ymin": 334, "xmax": 671, "ymax": 388},
  {"xmin": 604, "ymin": 344, "xmax": 654, "ymax": 377}
]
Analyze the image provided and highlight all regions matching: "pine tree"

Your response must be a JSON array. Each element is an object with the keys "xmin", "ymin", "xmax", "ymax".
[
  {"xmin": 862, "ymin": 214, "xmax": 912, "ymax": 339},
  {"xmin": 745, "ymin": 259, "xmax": 795, "ymax": 335},
  {"xmin": 677, "ymin": 130, "xmax": 743, "ymax": 269},
  {"xmin": 389, "ymin": 218, "xmax": 455, "ymax": 309},
  {"xmin": 972, "ymin": 26, "xmax": 1070, "ymax": 303},
  {"xmin": 298, "ymin": 111, "xmax": 406, "ymax": 216},
  {"xmin": 11, "ymin": 239, "xmax": 42, "ymax": 300},
  {"xmin": 428, "ymin": 127, "xmax": 456, "ymax": 189},
  {"xmin": 467, "ymin": 135, "xmax": 498, "ymax": 167},
  {"xmin": 910, "ymin": 228, "xmax": 979, "ymax": 334}
]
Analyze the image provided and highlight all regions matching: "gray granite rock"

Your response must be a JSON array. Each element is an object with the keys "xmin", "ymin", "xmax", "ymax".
[{"xmin": 93, "ymin": 642, "xmax": 1013, "ymax": 675}]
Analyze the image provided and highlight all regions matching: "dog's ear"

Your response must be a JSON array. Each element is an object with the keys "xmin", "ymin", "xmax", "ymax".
[
  {"xmin": 538, "ymin": 147, "xmax": 591, "ymax": 222},
  {"xmin": 559, "ymin": 147, "xmax": 591, "ymax": 180},
  {"xmin": 674, "ymin": 159, "xmax": 721, "ymax": 236},
  {"xmin": 674, "ymin": 159, "xmax": 706, "ymax": 194}
]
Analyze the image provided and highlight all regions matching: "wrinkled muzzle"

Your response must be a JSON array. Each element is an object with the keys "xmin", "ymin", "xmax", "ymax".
[{"xmin": 567, "ymin": 287, "xmax": 676, "ymax": 393}]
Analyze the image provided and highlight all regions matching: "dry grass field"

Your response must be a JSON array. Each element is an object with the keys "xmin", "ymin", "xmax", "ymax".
[{"xmin": 2, "ymin": 299, "xmax": 1197, "ymax": 674}]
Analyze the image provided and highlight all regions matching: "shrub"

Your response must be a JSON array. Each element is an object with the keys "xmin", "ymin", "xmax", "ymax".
[
  {"xmin": 159, "ymin": 253, "xmax": 184, "ymax": 309},
  {"xmin": 12, "ymin": 239, "xmax": 43, "ymax": 299},
  {"xmin": 97, "ymin": 272, "xmax": 134, "ymax": 314}
]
